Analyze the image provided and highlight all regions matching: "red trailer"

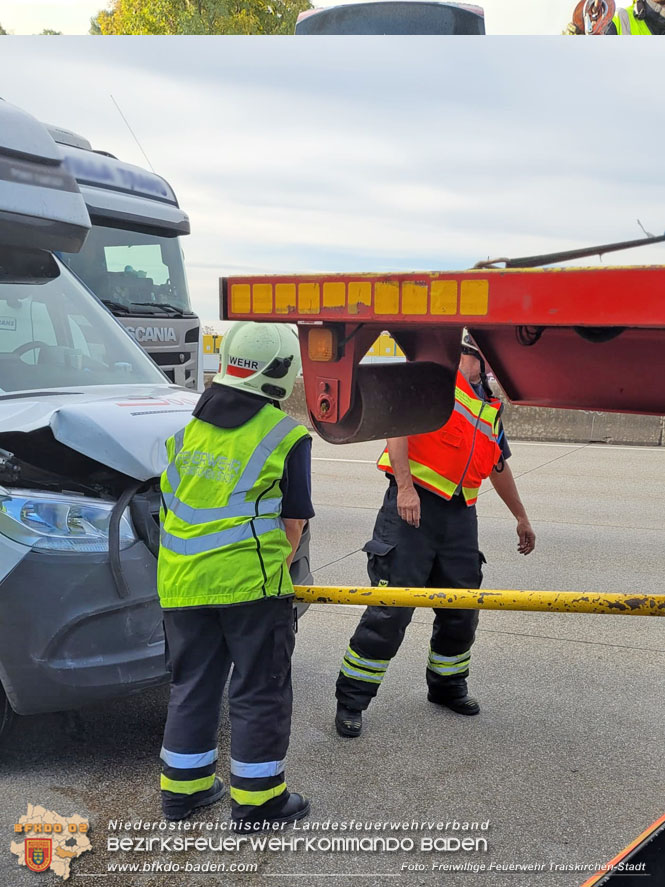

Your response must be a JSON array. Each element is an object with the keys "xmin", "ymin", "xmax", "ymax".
[{"xmin": 221, "ymin": 236, "xmax": 665, "ymax": 445}]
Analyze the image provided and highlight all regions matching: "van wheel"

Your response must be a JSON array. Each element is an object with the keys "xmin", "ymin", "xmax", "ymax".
[{"xmin": 0, "ymin": 685, "xmax": 15, "ymax": 743}]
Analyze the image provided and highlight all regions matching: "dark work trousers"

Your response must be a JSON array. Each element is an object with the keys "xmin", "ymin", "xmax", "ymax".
[
  {"xmin": 336, "ymin": 481, "xmax": 484, "ymax": 711},
  {"xmin": 161, "ymin": 596, "xmax": 295, "ymax": 819}
]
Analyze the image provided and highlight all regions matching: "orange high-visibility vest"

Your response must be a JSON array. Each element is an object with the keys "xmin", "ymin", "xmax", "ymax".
[{"xmin": 377, "ymin": 371, "xmax": 503, "ymax": 506}]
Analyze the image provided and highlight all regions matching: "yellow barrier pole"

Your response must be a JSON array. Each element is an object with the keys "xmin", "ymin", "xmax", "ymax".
[{"xmin": 293, "ymin": 585, "xmax": 665, "ymax": 616}]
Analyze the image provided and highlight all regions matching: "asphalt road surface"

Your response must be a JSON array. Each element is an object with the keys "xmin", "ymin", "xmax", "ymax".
[{"xmin": 1, "ymin": 439, "xmax": 664, "ymax": 887}]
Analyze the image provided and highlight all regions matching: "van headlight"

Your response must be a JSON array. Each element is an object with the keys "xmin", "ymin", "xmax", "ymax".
[{"xmin": 0, "ymin": 489, "xmax": 136, "ymax": 552}]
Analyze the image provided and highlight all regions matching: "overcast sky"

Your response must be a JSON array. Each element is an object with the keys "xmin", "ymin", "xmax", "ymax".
[
  {"xmin": 1, "ymin": 37, "xmax": 663, "ymax": 323},
  {"xmin": 3, "ymin": 0, "xmax": 601, "ymax": 35}
]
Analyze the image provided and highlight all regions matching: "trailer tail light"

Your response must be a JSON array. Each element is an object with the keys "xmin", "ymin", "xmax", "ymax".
[{"xmin": 307, "ymin": 327, "xmax": 337, "ymax": 362}]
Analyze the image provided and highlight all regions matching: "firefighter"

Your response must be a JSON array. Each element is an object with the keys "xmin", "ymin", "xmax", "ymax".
[
  {"xmin": 334, "ymin": 331, "xmax": 536, "ymax": 738},
  {"xmin": 158, "ymin": 321, "xmax": 313, "ymax": 825},
  {"xmin": 608, "ymin": 1, "xmax": 665, "ymax": 32},
  {"xmin": 564, "ymin": 0, "xmax": 665, "ymax": 33}
]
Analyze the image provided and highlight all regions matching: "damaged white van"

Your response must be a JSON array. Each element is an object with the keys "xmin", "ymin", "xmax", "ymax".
[{"xmin": 0, "ymin": 101, "xmax": 311, "ymax": 741}]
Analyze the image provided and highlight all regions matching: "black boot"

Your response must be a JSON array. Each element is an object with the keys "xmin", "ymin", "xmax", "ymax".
[
  {"xmin": 428, "ymin": 678, "xmax": 480, "ymax": 716},
  {"xmin": 232, "ymin": 792, "xmax": 310, "ymax": 830},
  {"xmin": 335, "ymin": 704, "xmax": 363, "ymax": 737},
  {"xmin": 162, "ymin": 777, "xmax": 226, "ymax": 821}
]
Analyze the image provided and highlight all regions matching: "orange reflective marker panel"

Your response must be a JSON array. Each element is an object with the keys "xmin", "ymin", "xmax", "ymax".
[{"xmin": 308, "ymin": 327, "xmax": 337, "ymax": 361}]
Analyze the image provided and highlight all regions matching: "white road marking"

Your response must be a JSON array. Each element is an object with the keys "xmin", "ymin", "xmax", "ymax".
[
  {"xmin": 312, "ymin": 440, "xmax": 665, "ymax": 463},
  {"xmin": 312, "ymin": 457, "xmax": 376, "ymax": 464}
]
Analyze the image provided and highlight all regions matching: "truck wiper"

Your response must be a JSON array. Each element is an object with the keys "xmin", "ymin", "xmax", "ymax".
[
  {"xmin": 131, "ymin": 302, "xmax": 192, "ymax": 317},
  {"xmin": 101, "ymin": 299, "xmax": 133, "ymax": 315}
]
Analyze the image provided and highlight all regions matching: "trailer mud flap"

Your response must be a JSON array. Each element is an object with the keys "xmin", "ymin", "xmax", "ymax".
[
  {"xmin": 312, "ymin": 361, "xmax": 456, "ymax": 444},
  {"xmin": 580, "ymin": 813, "xmax": 665, "ymax": 886}
]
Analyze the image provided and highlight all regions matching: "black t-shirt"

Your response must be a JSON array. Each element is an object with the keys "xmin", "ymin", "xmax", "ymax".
[{"xmin": 193, "ymin": 384, "xmax": 315, "ymax": 520}]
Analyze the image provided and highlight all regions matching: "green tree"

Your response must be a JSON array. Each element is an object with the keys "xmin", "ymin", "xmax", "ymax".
[
  {"xmin": 89, "ymin": 15, "xmax": 103, "ymax": 34},
  {"xmin": 40, "ymin": 29, "xmax": 63, "ymax": 35},
  {"xmin": 95, "ymin": 0, "xmax": 311, "ymax": 35},
  {"xmin": 0, "ymin": 23, "xmax": 7, "ymax": 35}
]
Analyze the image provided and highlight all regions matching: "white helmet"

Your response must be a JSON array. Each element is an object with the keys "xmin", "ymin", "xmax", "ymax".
[
  {"xmin": 214, "ymin": 321, "xmax": 301, "ymax": 401},
  {"xmin": 461, "ymin": 327, "xmax": 481, "ymax": 358}
]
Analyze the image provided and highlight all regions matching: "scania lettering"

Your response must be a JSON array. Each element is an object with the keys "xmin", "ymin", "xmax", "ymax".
[
  {"xmin": 126, "ymin": 326, "xmax": 178, "ymax": 344},
  {"xmin": 49, "ymin": 124, "xmax": 203, "ymax": 390},
  {"xmin": 0, "ymin": 100, "xmax": 311, "ymax": 743}
]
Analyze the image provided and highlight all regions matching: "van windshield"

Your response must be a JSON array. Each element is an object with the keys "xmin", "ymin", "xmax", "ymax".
[
  {"xmin": 61, "ymin": 225, "xmax": 193, "ymax": 316},
  {"xmin": 0, "ymin": 259, "xmax": 168, "ymax": 394}
]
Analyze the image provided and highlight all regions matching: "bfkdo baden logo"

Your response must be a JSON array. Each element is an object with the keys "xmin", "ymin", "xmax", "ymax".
[{"xmin": 10, "ymin": 804, "xmax": 91, "ymax": 880}]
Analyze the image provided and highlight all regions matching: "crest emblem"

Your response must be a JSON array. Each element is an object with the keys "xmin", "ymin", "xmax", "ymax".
[{"xmin": 25, "ymin": 838, "xmax": 52, "ymax": 873}]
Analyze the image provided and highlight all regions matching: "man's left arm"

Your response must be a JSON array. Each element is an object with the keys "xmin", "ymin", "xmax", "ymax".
[{"xmin": 489, "ymin": 462, "xmax": 536, "ymax": 556}]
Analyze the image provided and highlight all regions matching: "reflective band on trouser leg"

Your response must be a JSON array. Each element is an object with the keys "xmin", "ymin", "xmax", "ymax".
[
  {"xmin": 340, "ymin": 646, "xmax": 389, "ymax": 684},
  {"xmin": 161, "ymin": 746, "xmax": 218, "ymax": 768},
  {"xmin": 427, "ymin": 647, "xmax": 471, "ymax": 677},
  {"xmin": 230, "ymin": 782, "xmax": 287, "ymax": 807},
  {"xmin": 229, "ymin": 760, "xmax": 288, "ymax": 811},
  {"xmin": 230, "ymin": 758, "xmax": 286, "ymax": 778},
  {"xmin": 161, "ymin": 774, "xmax": 216, "ymax": 795},
  {"xmin": 160, "ymin": 746, "xmax": 218, "ymax": 796}
]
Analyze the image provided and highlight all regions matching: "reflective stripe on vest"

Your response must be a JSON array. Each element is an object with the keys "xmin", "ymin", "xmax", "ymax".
[
  {"xmin": 162, "ymin": 415, "xmax": 298, "ymax": 523},
  {"xmin": 158, "ymin": 404, "xmax": 309, "ymax": 608},
  {"xmin": 377, "ymin": 371, "xmax": 501, "ymax": 505},
  {"xmin": 160, "ymin": 517, "xmax": 283, "ymax": 556},
  {"xmin": 613, "ymin": 5, "xmax": 652, "ymax": 32}
]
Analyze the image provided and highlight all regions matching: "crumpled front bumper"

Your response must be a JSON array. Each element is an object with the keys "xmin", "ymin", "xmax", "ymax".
[
  {"xmin": 0, "ymin": 523, "xmax": 312, "ymax": 716},
  {"xmin": 0, "ymin": 540, "xmax": 169, "ymax": 715}
]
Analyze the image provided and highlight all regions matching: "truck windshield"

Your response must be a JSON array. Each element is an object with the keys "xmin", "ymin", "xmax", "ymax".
[
  {"xmin": 61, "ymin": 225, "xmax": 193, "ymax": 316},
  {"xmin": 0, "ymin": 259, "xmax": 168, "ymax": 394}
]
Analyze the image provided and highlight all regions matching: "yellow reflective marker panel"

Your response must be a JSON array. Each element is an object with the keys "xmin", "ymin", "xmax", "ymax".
[
  {"xmin": 253, "ymin": 283, "xmax": 273, "ymax": 314},
  {"xmin": 401, "ymin": 282, "xmax": 428, "ymax": 315},
  {"xmin": 231, "ymin": 284, "xmax": 251, "ymax": 315},
  {"xmin": 323, "ymin": 282, "xmax": 346, "ymax": 309},
  {"xmin": 460, "ymin": 279, "xmax": 489, "ymax": 315},
  {"xmin": 375, "ymin": 281, "xmax": 400, "ymax": 315},
  {"xmin": 431, "ymin": 280, "xmax": 458, "ymax": 315},
  {"xmin": 348, "ymin": 281, "xmax": 372, "ymax": 314},
  {"xmin": 298, "ymin": 282, "xmax": 321, "ymax": 314},
  {"xmin": 275, "ymin": 283, "xmax": 296, "ymax": 315}
]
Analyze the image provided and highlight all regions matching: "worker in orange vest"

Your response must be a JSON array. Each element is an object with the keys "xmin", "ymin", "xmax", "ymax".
[{"xmin": 334, "ymin": 331, "xmax": 536, "ymax": 738}]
